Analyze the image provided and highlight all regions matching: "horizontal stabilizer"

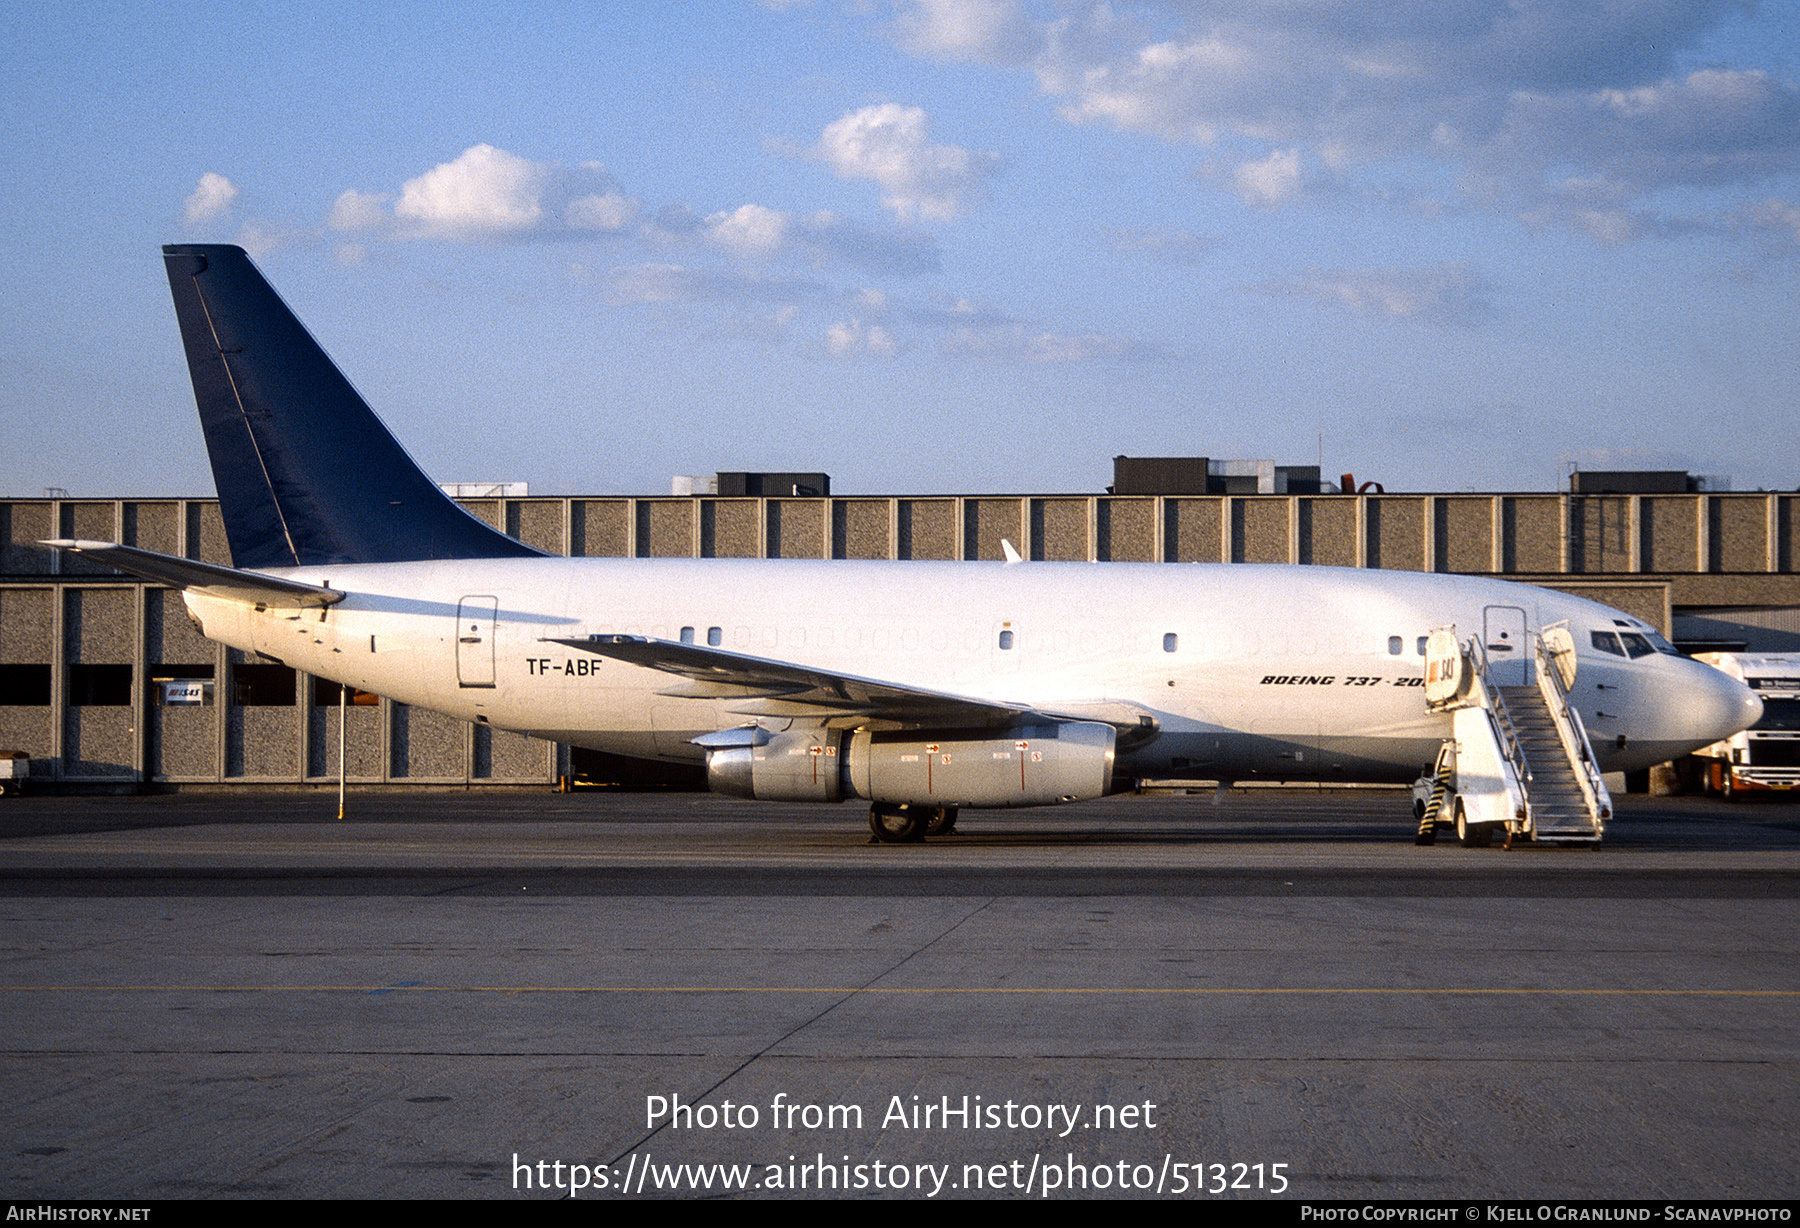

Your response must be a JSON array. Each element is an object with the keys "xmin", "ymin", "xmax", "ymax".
[{"xmin": 43, "ymin": 540, "xmax": 344, "ymax": 608}]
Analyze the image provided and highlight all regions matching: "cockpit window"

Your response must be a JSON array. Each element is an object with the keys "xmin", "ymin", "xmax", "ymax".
[
  {"xmin": 1618, "ymin": 632, "xmax": 1657, "ymax": 659},
  {"xmin": 1590, "ymin": 631, "xmax": 1624, "ymax": 657},
  {"xmin": 1613, "ymin": 619, "xmax": 1680, "ymax": 655}
]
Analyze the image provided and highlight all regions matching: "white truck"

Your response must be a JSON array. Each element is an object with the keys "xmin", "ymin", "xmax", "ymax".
[{"xmin": 1692, "ymin": 653, "xmax": 1800, "ymax": 798}]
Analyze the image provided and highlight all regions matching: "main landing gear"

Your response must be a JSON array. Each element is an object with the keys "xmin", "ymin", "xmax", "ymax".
[{"xmin": 868, "ymin": 802, "xmax": 958, "ymax": 843}]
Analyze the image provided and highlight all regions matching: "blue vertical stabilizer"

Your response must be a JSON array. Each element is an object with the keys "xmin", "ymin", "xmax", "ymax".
[{"xmin": 162, "ymin": 244, "xmax": 542, "ymax": 568}]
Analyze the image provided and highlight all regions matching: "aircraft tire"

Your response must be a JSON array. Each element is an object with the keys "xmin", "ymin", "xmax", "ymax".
[
  {"xmin": 869, "ymin": 803, "xmax": 925, "ymax": 843},
  {"xmin": 1721, "ymin": 773, "xmax": 1737, "ymax": 802},
  {"xmin": 924, "ymin": 806, "xmax": 958, "ymax": 837}
]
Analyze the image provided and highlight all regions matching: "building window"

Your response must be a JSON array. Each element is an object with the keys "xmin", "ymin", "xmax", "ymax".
[
  {"xmin": 0, "ymin": 664, "xmax": 52, "ymax": 706},
  {"xmin": 68, "ymin": 664, "xmax": 132, "ymax": 706},
  {"xmin": 233, "ymin": 663, "xmax": 296, "ymax": 706}
]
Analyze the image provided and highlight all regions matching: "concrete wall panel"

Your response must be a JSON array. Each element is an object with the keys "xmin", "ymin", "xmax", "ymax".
[
  {"xmin": 1505, "ymin": 497, "xmax": 1563, "ymax": 573},
  {"xmin": 1711, "ymin": 496, "xmax": 1770, "ymax": 573},
  {"xmin": 833, "ymin": 500, "xmax": 893, "ymax": 560},
  {"xmin": 390, "ymin": 702, "xmax": 466, "ymax": 780},
  {"xmin": 505, "ymin": 500, "xmax": 565, "ymax": 553},
  {"xmin": 1367, "ymin": 498, "xmax": 1424, "ymax": 572},
  {"xmin": 963, "ymin": 499, "xmax": 1023, "ymax": 562},
  {"xmin": 123, "ymin": 502, "xmax": 180, "ymax": 557},
  {"xmin": 1098, "ymin": 499, "xmax": 1156, "ymax": 562},
  {"xmin": 1032, "ymin": 499, "xmax": 1090, "ymax": 561},
  {"xmin": 1438, "ymin": 498, "xmax": 1496, "ymax": 573},
  {"xmin": 1164, "ymin": 498, "xmax": 1223, "ymax": 563},
  {"xmin": 1305, "ymin": 498, "xmax": 1358, "ymax": 568},
  {"xmin": 1237, "ymin": 499, "xmax": 1290, "ymax": 564},
  {"xmin": 1, "ymin": 503, "xmax": 54, "ymax": 575},
  {"xmin": 571, "ymin": 501, "xmax": 631, "ymax": 558},
  {"xmin": 704, "ymin": 500, "xmax": 760, "ymax": 558},
  {"xmin": 1569, "ymin": 497, "xmax": 1633, "ymax": 573},
  {"xmin": 897, "ymin": 500, "xmax": 955, "ymax": 560},
  {"xmin": 768, "ymin": 500, "xmax": 825, "ymax": 560},
  {"xmin": 636, "ymin": 501, "xmax": 694, "ymax": 558},
  {"xmin": 1641, "ymin": 497, "xmax": 1699, "ymax": 574}
]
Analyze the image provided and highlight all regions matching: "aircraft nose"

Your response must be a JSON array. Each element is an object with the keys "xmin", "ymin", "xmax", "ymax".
[{"xmin": 1684, "ymin": 661, "xmax": 1763, "ymax": 745}]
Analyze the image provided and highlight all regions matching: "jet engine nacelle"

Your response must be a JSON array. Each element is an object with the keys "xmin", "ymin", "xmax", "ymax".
[{"xmin": 706, "ymin": 721, "xmax": 1117, "ymax": 808}]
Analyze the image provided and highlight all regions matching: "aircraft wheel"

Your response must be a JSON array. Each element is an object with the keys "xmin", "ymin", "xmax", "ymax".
[
  {"xmin": 1721, "ymin": 773, "xmax": 1737, "ymax": 803},
  {"xmin": 924, "ymin": 806, "xmax": 958, "ymax": 837},
  {"xmin": 869, "ymin": 803, "xmax": 925, "ymax": 843},
  {"xmin": 1455, "ymin": 799, "xmax": 1492, "ymax": 849}
]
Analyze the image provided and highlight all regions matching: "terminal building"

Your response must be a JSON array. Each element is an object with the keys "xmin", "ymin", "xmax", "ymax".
[{"xmin": 2, "ymin": 463, "xmax": 1795, "ymax": 792}]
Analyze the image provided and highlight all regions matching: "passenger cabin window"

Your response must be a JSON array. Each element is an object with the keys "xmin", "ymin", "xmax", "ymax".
[
  {"xmin": 1417, "ymin": 636, "xmax": 1428, "ymax": 656},
  {"xmin": 1163, "ymin": 633, "xmax": 1178, "ymax": 653},
  {"xmin": 707, "ymin": 626, "xmax": 722, "ymax": 647},
  {"xmin": 680, "ymin": 626, "xmax": 695, "ymax": 644},
  {"xmin": 998, "ymin": 630, "xmax": 1014, "ymax": 650},
  {"xmin": 1387, "ymin": 636, "xmax": 1403, "ymax": 655},
  {"xmin": 1591, "ymin": 631, "xmax": 1625, "ymax": 657}
]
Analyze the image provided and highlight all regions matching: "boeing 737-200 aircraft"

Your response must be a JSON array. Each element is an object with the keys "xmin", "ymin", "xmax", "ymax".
[{"xmin": 49, "ymin": 246, "xmax": 1760, "ymax": 843}]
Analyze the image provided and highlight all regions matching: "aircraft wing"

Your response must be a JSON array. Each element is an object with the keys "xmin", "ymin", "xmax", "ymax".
[
  {"xmin": 546, "ymin": 634, "xmax": 1036, "ymax": 727},
  {"xmin": 43, "ymin": 540, "xmax": 344, "ymax": 609}
]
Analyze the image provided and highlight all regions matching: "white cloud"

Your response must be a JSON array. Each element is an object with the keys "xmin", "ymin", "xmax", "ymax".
[
  {"xmin": 1498, "ymin": 69, "xmax": 1800, "ymax": 196},
  {"xmin": 328, "ymin": 189, "xmax": 388, "ymax": 233},
  {"xmin": 1233, "ymin": 148, "xmax": 1304, "ymax": 209},
  {"xmin": 340, "ymin": 147, "xmax": 643, "ymax": 243},
  {"xmin": 825, "ymin": 319, "xmax": 900, "ymax": 359},
  {"xmin": 183, "ymin": 172, "xmax": 238, "ymax": 225},
  {"xmin": 815, "ymin": 103, "xmax": 998, "ymax": 221},
  {"xmin": 707, "ymin": 203, "xmax": 790, "ymax": 256},
  {"xmin": 1246, "ymin": 264, "xmax": 1494, "ymax": 327},
  {"xmin": 894, "ymin": 0, "xmax": 1031, "ymax": 62},
  {"xmin": 566, "ymin": 189, "xmax": 637, "ymax": 231},
  {"xmin": 886, "ymin": 1, "xmax": 1795, "ymax": 239},
  {"xmin": 394, "ymin": 144, "xmax": 551, "ymax": 238}
]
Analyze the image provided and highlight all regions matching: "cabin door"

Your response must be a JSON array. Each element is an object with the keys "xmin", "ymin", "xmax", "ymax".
[
  {"xmin": 1482, "ymin": 605, "xmax": 1531, "ymax": 687},
  {"xmin": 456, "ymin": 596, "xmax": 498, "ymax": 688}
]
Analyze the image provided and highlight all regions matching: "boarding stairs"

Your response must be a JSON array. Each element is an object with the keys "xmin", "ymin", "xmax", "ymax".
[{"xmin": 1424, "ymin": 624, "xmax": 1610, "ymax": 845}]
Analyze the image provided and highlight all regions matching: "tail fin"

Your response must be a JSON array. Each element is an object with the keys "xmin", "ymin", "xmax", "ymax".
[{"xmin": 162, "ymin": 244, "xmax": 541, "ymax": 568}]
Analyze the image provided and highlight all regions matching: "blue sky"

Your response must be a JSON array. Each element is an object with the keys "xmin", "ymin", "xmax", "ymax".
[{"xmin": 3, "ymin": 1, "xmax": 1796, "ymax": 498}]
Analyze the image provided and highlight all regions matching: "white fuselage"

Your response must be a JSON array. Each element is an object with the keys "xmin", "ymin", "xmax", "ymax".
[{"xmin": 184, "ymin": 559, "xmax": 1761, "ymax": 787}]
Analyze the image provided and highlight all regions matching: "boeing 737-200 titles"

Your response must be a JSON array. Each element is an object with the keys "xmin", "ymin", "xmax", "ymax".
[{"xmin": 48, "ymin": 246, "xmax": 1761, "ymax": 843}]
